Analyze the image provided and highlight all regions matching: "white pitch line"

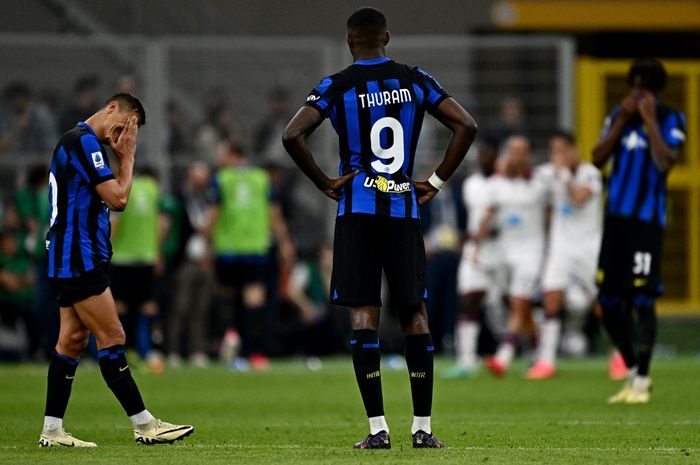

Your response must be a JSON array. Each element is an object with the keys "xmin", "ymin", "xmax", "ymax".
[
  {"xmin": 461, "ymin": 446, "xmax": 696, "ymax": 453},
  {"xmin": 555, "ymin": 420, "xmax": 700, "ymax": 426},
  {"xmin": 1, "ymin": 444, "xmax": 696, "ymax": 452}
]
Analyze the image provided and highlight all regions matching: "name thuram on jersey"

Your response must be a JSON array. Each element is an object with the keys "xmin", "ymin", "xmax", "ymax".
[
  {"xmin": 304, "ymin": 57, "xmax": 449, "ymax": 219},
  {"xmin": 358, "ymin": 88, "xmax": 412, "ymax": 108}
]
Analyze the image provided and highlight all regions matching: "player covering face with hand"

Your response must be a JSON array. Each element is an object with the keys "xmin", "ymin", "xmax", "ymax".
[
  {"xmin": 593, "ymin": 58, "xmax": 686, "ymax": 404},
  {"xmin": 40, "ymin": 94, "xmax": 193, "ymax": 447},
  {"xmin": 283, "ymin": 7, "xmax": 476, "ymax": 449},
  {"xmin": 527, "ymin": 131, "xmax": 602, "ymax": 380},
  {"xmin": 481, "ymin": 135, "xmax": 548, "ymax": 377}
]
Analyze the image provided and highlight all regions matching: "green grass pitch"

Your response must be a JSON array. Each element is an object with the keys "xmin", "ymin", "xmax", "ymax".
[{"xmin": 1, "ymin": 357, "xmax": 698, "ymax": 464}]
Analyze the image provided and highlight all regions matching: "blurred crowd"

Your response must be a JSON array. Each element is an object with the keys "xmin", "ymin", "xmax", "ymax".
[
  {"xmin": 0, "ymin": 73, "xmax": 351, "ymax": 369},
  {"xmin": 0, "ymin": 74, "xmax": 602, "ymax": 373}
]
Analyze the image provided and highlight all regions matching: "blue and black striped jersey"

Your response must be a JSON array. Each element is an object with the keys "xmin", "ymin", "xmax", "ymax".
[
  {"xmin": 305, "ymin": 57, "xmax": 449, "ymax": 219},
  {"xmin": 600, "ymin": 104, "xmax": 686, "ymax": 228},
  {"xmin": 47, "ymin": 122, "xmax": 115, "ymax": 278}
]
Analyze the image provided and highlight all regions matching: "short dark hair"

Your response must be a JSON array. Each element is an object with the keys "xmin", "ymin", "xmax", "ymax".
[
  {"xmin": 225, "ymin": 141, "xmax": 246, "ymax": 157},
  {"xmin": 136, "ymin": 165, "xmax": 159, "ymax": 180},
  {"xmin": 627, "ymin": 58, "xmax": 667, "ymax": 93},
  {"xmin": 106, "ymin": 93, "xmax": 146, "ymax": 126},
  {"xmin": 508, "ymin": 133, "xmax": 533, "ymax": 152},
  {"xmin": 480, "ymin": 136, "xmax": 501, "ymax": 153},
  {"xmin": 549, "ymin": 129, "xmax": 576, "ymax": 145},
  {"xmin": 347, "ymin": 7, "xmax": 387, "ymax": 34}
]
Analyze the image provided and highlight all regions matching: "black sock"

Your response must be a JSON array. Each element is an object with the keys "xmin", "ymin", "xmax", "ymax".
[
  {"xmin": 405, "ymin": 334, "xmax": 434, "ymax": 417},
  {"xmin": 599, "ymin": 293, "xmax": 637, "ymax": 369},
  {"xmin": 633, "ymin": 294, "xmax": 657, "ymax": 377},
  {"xmin": 248, "ymin": 304, "xmax": 269, "ymax": 356},
  {"xmin": 45, "ymin": 352, "xmax": 79, "ymax": 419},
  {"xmin": 351, "ymin": 330, "xmax": 384, "ymax": 418},
  {"xmin": 97, "ymin": 345, "xmax": 146, "ymax": 416}
]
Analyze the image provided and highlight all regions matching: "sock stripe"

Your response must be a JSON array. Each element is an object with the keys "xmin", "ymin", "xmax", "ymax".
[
  {"xmin": 352, "ymin": 330, "xmax": 384, "ymax": 418},
  {"xmin": 405, "ymin": 334, "xmax": 434, "ymax": 417},
  {"xmin": 98, "ymin": 346, "xmax": 146, "ymax": 416},
  {"xmin": 97, "ymin": 347, "xmax": 126, "ymax": 360},
  {"xmin": 54, "ymin": 352, "xmax": 80, "ymax": 365},
  {"xmin": 352, "ymin": 340, "xmax": 380, "ymax": 349}
]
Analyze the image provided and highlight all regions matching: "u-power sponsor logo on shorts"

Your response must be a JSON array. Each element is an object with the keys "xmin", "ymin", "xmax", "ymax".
[{"xmin": 363, "ymin": 175, "xmax": 411, "ymax": 194}]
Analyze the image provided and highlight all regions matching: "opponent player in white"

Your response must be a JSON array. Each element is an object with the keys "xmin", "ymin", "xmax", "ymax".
[
  {"xmin": 445, "ymin": 138, "xmax": 503, "ymax": 378},
  {"xmin": 480, "ymin": 135, "xmax": 548, "ymax": 377},
  {"xmin": 527, "ymin": 130, "xmax": 602, "ymax": 379}
]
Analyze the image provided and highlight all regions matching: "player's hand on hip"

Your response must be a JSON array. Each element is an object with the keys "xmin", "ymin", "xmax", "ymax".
[
  {"xmin": 111, "ymin": 116, "xmax": 138, "ymax": 160},
  {"xmin": 413, "ymin": 180, "xmax": 439, "ymax": 205},
  {"xmin": 322, "ymin": 170, "xmax": 359, "ymax": 201}
]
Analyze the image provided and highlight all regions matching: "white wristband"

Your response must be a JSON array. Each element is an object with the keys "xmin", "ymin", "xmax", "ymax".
[{"xmin": 427, "ymin": 172, "xmax": 446, "ymax": 190}]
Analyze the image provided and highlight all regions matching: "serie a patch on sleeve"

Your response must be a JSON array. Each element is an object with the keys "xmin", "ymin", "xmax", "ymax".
[{"xmin": 91, "ymin": 151, "xmax": 105, "ymax": 169}]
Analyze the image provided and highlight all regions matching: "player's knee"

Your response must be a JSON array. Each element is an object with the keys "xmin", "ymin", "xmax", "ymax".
[
  {"xmin": 633, "ymin": 293, "xmax": 657, "ymax": 344},
  {"xmin": 597, "ymin": 293, "xmax": 622, "ymax": 313},
  {"xmin": 350, "ymin": 307, "xmax": 380, "ymax": 331},
  {"xmin": 398, "ymin": 304, "xmax": 430, "ymax": 335},
  {"xmin": 57, "ymin": 329, "xmax": 89, "ymax": 358},
  {"xmin": 632, "ymin": 293, "xmax": 656, "ymax": 312},
  {"xmin": 110, "ymin": 327, "xmax": 127, "ymax": 345},
  {"xmin": 461, "ymin": 292, "xmax": 484, "ymax": 319},
  {"xmin": 243, "ymin": 283, "xmax": 266, "ymax": 309},
  {"xmin": 542, "ymin": 290, "xmax": 564, "ymax": 315},
  {"xmin": 97, "ymin": 325, "xmax": 126, "ymax": 347}
]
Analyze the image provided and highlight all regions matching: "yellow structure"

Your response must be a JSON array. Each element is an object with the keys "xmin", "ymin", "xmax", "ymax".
[
  {"xmin": 577, "ymin": 58, "xmax": 699, "ymax": 316},
  {"xmin": 493, "ymin": 0, "xmax": 700, "ymax": 30}
]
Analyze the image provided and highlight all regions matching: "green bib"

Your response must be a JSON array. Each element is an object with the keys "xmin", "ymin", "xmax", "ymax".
[
  {"xmin": 111, "ymin": 176, "xmax": 160, "ymax": 264},
  {"xmin": 213, "ymin": 167, "xmax": 270, "ymax": 256}
]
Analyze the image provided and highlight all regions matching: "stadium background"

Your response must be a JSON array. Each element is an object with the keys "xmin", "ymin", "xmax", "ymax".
[{"xmin": 0, "ymin": 0, "xmax": 698, "ymax": 356}]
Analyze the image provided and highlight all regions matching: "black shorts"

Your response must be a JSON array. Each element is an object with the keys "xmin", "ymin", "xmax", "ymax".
[
  {"xmin": 110, "ymin": 264, "xmax": 156, "ymax": 307},
  {"xmin": 597, "ymin": 216, "xmax": 664, "ymax": 296},
  {"xmin": 51, "ymin": 262, "xmax": 111, "ymax": 308},
  {"xmin": 330, "ymin": 214, "xmax": 426, "ymax": 308},
  {"xmin": 215, "ymin": 258, "xmax": 268, "ymax": 290}
]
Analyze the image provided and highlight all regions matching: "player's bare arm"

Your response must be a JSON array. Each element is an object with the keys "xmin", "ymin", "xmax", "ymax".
[
  {"xmin": 567, "ymin": 183, "xmax": 593, "ymax": 206},
  {"xmin": 95, "ymin": 115, "xmax": 138, "ymax": 211},
  {"xmin": 282, "ymin": 106, "xmax": 359, "ymax": 201},
  {"xmin": 470, "ymin": 206, "xmax": 497, "ymax": 263},
  {"xmin": 270, "ymin": 203, "xmax": 296, "ymax": 266},
  {"xmin": 637, "ymin": 90, "xmax": 678, "ymax": 173},
  {"xmin": 414, "ymin": 97, "xmax": 477, "ymax": 205},
  {"xmin": 592, "ymin": 95, "xmax": 636, "ymax": 168},
  {"xmin": 203, "ymin": 205, "xmax": 219, "ymax": 240},
  {"xmin": 553, "ymin": 162, "xmax": 593, "ymax": 206}
]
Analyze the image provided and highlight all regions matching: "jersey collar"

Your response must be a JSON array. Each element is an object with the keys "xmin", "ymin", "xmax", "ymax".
[
  {"xmin": 353, "ymin": 56, "xmax": 391, "ymax": 66},
  {"xmin": 77, "ymin": 121, "xmax": 97, "ymax": 136}
]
